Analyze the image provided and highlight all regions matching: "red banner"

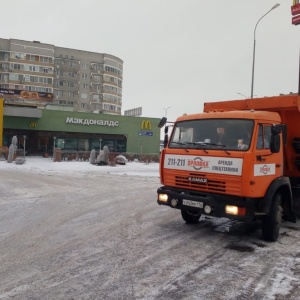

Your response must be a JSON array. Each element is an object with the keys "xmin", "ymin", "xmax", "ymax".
[
  {"xmin": 291, "ymin": 3, "xmax": 300, "ymax": 15},
  {"xmin": 292, "ymin": 14, "xmax": 300, "ymax": 25}
]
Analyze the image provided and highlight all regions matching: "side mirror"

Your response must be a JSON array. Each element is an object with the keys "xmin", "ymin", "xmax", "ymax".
[
  {"xmin": 158, "ymin": 117, "xmax": 167, "ymax": 128},
  {"xmin": 163, "ymin": 126, "xmax": 169, "ymax": 148},
  {"xmin": 271, "ymin": 124, "xmax": 282, "ymax": 135},
  {"xmin": 270, "ymin": 135, "xmax": 280, "ymax": 153},
  {"xmin": 270, "ymin": 124, "xmax": 283, "ymax": 153}
]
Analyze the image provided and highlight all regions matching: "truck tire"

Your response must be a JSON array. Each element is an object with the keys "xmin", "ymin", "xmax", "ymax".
[
  {"xmin": 181, "ymin": 209, "xmax": 201, "ymax": 224},
  {"xmin": 261, "ymin": 193, "xmax": 283, "ymax": 242}
]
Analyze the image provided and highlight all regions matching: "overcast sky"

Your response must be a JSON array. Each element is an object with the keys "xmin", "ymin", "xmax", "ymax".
[{"xmin": 2, "ymin": 1, "xmax": 299, "ymax": 123}]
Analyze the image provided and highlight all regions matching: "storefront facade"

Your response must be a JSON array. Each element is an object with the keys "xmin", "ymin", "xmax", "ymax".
[{"xmin": 2, "ymin": 107, "xmax": 161, "ymax": 156}]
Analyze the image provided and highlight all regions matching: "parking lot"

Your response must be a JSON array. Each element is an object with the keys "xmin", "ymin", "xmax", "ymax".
[{"xmin": 1, "ymin": 164, "xmax": 300, "ymax": 299}]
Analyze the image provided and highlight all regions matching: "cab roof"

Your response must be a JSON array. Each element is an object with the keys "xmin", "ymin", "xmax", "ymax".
[{"xmin": 176, "ymin": 110, "xmax": 281, "ymax": 123}]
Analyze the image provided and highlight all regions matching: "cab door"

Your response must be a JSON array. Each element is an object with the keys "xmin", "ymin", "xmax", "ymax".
[{"xmin": 252, "ymin": 123, "xmax": 283, "ymax": 197}]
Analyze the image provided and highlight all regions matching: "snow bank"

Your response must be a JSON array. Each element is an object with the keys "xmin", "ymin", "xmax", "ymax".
[{"xmin": 0, "ymin": 156, "xmax": 159, "ymax": 177}]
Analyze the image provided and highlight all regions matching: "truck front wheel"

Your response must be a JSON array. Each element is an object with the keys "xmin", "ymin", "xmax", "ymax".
[
  {"xmin": 261, "ymin": 193, "xmax": 283, "ymax": 242},
  {"xmin": 181, "ymin": 209, "xmax": 201, "ymax": 224}
]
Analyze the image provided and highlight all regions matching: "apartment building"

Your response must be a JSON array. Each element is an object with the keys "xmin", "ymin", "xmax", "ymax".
[{"xmin": 0, "ymin": 38, "xmax": 123, "ymax": 115}]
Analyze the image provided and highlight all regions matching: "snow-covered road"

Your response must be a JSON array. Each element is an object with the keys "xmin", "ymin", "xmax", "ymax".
[{"xmin": 1, "ymin": 158, "xmax": 300, "ymax": 299}]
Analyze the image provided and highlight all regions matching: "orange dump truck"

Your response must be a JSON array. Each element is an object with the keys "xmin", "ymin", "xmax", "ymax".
[{"xmin": 157, "ymin": 94, "xmax": 300, "ymax": 241}]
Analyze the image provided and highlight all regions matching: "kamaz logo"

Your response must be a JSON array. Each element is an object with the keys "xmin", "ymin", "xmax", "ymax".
[
  {"xmin": 188, "ymin": 177, "xmax": 207, "ymax": 183},
  {"xmin": 141, "ymin": 120, "xmax": 151, "ymax": 130}
]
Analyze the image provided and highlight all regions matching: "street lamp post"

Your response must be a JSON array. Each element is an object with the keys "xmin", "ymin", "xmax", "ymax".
[
  {"xmin": 250, "ymin": 4, "xmax": 280, "ymax": 99},
  {"xmin": 163, "ymin": 107, "xmax": 171, "ymax": 117},
  {"xmin": 237, "ymin": 92, "xmax": 257, "ymax": 99},
  {"xmin": 237, "ymin": 92, "xmax": 248, "ymax": 99},
  {"xmin": 99, "ymin": 138, "xmax": 102, "ymax": 152}
]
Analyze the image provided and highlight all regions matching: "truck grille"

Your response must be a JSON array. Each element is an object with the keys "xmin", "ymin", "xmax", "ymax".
[{"xmin": 164, "ymin": 171, "xmax": 242, "ymax": 196}]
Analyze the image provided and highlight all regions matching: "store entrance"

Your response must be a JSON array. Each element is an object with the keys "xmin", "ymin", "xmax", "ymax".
[
  {"xmin": 3, "ymin": 130, "xmax": 128, "ymax": 156},
  {"xmin": 3, "ymin": 130, "xmax": 43, "ymax": 156}
]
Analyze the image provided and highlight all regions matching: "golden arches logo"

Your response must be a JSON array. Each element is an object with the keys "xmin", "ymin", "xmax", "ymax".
[
  {"xmin": 141, "ymin": 120, "xmax": 151, "ymax": 130},
  {"xmin": 29, "ymin": 121, "xmax": 37, "ymax": 128}
]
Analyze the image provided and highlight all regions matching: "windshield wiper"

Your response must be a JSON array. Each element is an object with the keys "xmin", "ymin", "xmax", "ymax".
[
  {"xmin": 171, "ymin": 142, "xmax": 186, "ymax": 145},
  {"xmin": 185, "ymin": 142, "xmax": 209, "ymax": 153},
  {"xmin": 214, "ymin": 144, "xmax": 231, "ymax": 155},
  {"xmin": 192, "ymin": 142, "xmax": 231, "ymax": 155},
  {"xmin": 171, "ymin": 141, "xmax": 190, "ymax": 152},
  {"xmin": 172, "ymin": 141, "xmax": 231, "ymax": 155}
]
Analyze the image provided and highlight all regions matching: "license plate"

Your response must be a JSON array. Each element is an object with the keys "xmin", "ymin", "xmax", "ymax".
[{"xmin": 182, "ymin": 199, "xmax": 203, "ymax": 208}]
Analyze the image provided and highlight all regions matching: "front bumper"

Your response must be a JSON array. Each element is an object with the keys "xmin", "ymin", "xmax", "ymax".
[{"xmin": 157, "ymin": 186, "xmax": 256, "ymax": 222}]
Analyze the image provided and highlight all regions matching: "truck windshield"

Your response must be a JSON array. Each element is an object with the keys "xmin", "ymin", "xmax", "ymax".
[{"xmin": 169, "ymin": 119, "xmax": 254, "ymax": 151}]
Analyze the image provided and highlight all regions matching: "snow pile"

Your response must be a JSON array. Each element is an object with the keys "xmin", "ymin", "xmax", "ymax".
[{"xmin": 0, "ymin": 156, "xmax": 159, "ymax": 177}]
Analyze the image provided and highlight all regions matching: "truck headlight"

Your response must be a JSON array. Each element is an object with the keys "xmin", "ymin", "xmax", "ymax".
[
  {"xmin": 225, "ymin": 205, "xmax": 246, "ymax": 216},
  {"xmin": 158, "ymin": 194, "xmax": 168, "ymax": 203}
]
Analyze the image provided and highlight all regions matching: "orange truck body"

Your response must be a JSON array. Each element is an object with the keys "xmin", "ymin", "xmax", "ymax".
[{"xmin": 157, "ymin": 94, "xmax": 300, "ymax": 241}]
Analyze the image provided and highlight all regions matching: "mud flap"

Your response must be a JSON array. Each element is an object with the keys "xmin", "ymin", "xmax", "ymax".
[{"xmin": 291, "ymin": 187, "xmax": 300, "ymax": 219}]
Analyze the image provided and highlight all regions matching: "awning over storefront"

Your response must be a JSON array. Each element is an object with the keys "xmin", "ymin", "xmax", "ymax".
[{"xmin": 4, "ymin": 106, "xmax": 42, "ymax": 118}]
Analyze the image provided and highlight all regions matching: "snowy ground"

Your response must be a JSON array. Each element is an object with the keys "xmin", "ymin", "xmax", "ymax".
[{"xmin": 1, "ymin": 157, "xmax": 300, "ymax": 299}]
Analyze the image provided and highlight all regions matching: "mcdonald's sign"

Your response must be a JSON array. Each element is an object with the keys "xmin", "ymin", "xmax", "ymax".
[
  {"xmin": 141, "ymin": 120, "xmax": 152, "ymax": 130},
  {"xmin": 139, "ymin": 120, "xmax": 153, "ymax": 136},
  {"xmin": 29, "ymin": 121, "xmax": 37, "ymax": 128}
]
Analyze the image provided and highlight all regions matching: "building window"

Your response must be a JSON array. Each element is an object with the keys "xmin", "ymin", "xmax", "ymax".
[
  {"xmin": 105, "ymin": 65, "xmax": 122, "ymax": 76},
  {"xmin": 81, "ymin": 73, "xmax": 88, "ymax": 79},
  {"xmin": 40, "ymin": 57, "xmax": 48, "ymax": 63},
  {"xmin": 14, "ymin": 53, "xmax": 25, "ymax": 59},
  {"xmin": 103, "ymin": 104, "xmax": 117, "ymax": 111},
  {"xmin": 0, "ymin": 51, "xmax": 9, "ymax": 61},
  {"xmin": 92, "ymin": 94, "xmax": 100, "ymax": 101},
  {"xmin": 80, "ymin": 103, "xmax": 88, "ymax": 108}
]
